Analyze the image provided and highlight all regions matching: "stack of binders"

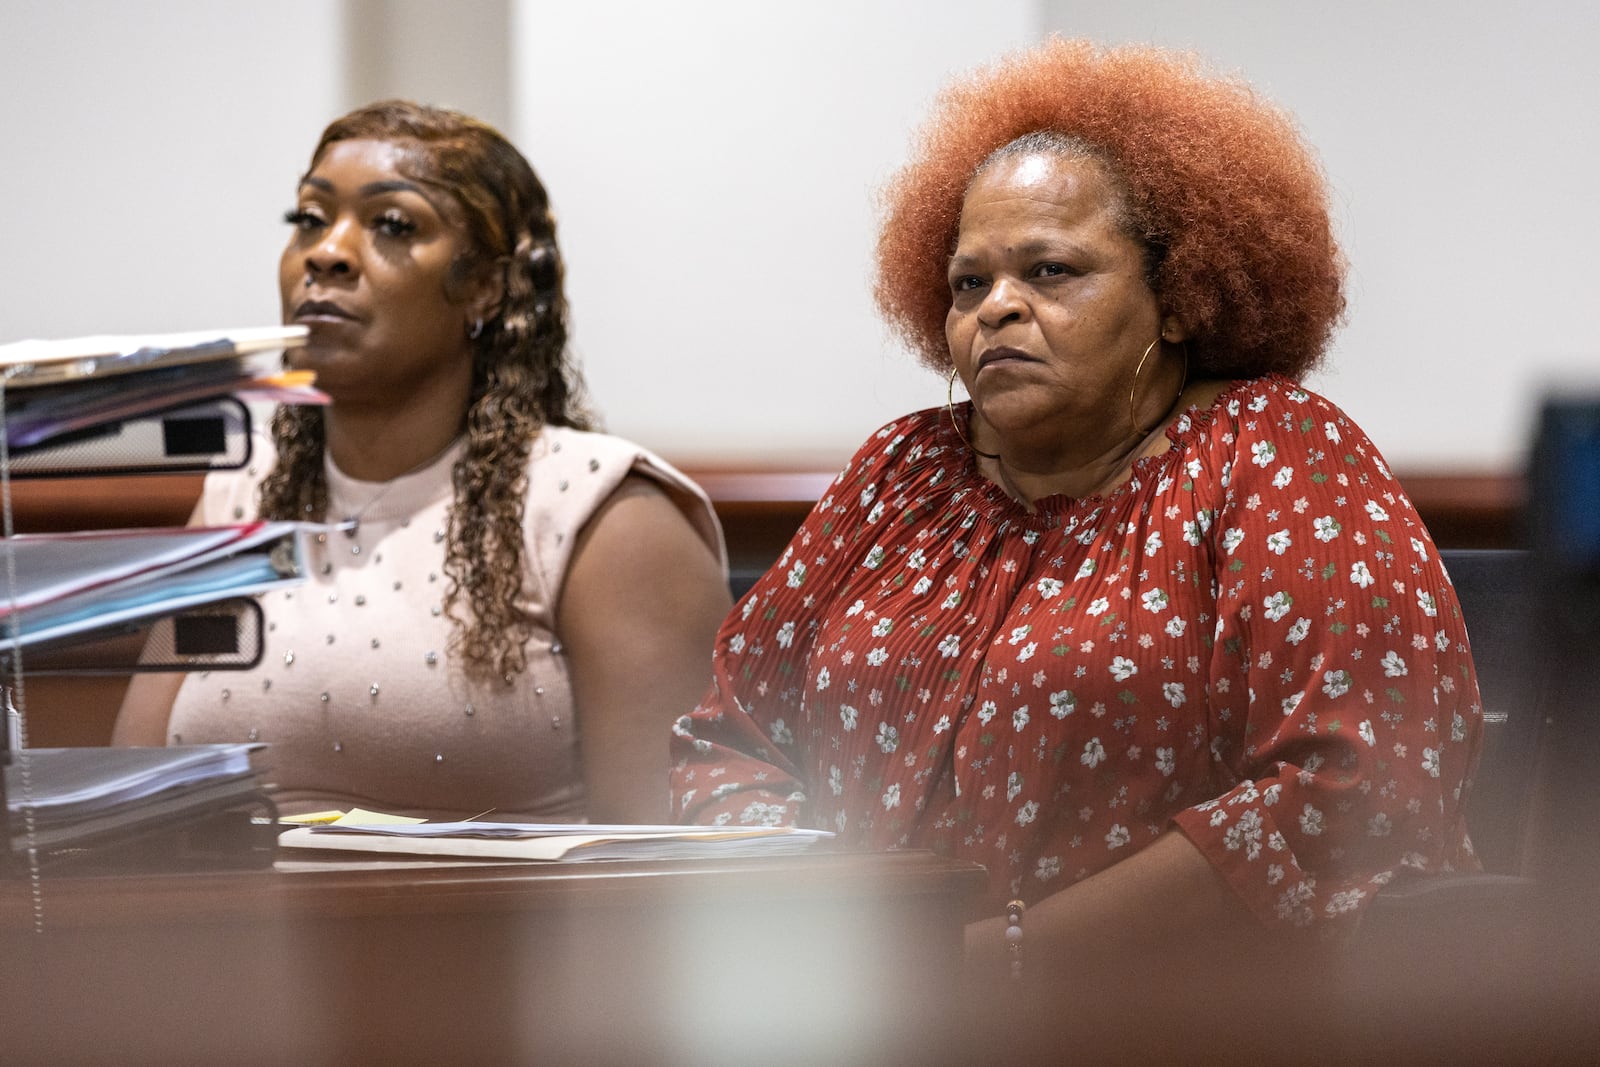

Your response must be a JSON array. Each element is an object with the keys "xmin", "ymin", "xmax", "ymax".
[
  {"xmin": 4, "ymin": 743, "xmax": 278, "ymax": 874},
  {"xmin": 0, "ymin": 326, "xmax": 322, "ymax": 876}
]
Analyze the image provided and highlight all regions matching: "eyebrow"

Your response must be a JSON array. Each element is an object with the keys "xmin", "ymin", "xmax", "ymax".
[
  {"xmin": 299, "ymin": 176, "xmax": 431, "ymax": 199},
  {"xmin": 948, "ymin": 239, "xmax": 1090, "ymax": 270}
]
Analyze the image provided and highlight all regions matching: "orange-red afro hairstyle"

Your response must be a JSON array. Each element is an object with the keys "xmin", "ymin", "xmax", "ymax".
[{"xmin": 875, "ymin": 38, "xmax": 1346, "ymax": 379}]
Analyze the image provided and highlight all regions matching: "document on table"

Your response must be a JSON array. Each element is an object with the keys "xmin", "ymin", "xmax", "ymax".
[{"xmin": 278, "ymin": 821, "xmax": 835, "ymax": 862}]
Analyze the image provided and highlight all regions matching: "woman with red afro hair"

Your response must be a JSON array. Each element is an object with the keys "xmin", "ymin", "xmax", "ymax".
[{"xmin": 672, "ymin": 38, "xmax": 1481, "ymax": 1014}]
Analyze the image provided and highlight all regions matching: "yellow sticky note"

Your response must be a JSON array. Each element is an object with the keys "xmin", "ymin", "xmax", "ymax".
[
  {"xmin": 280, "ymin": 810, "xmax": 347, "ymax": 825},
  {"xmin": 333, "ymin": 807, "xmax": 428, "ymax": 826}
]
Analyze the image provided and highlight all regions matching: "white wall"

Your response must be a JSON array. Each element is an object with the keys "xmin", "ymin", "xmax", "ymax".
[
  {"xmin": 510, "ymin": 0, "xmax": 1038, "ymax": 467},
  {"xmin": 1041, "ymin": 0, "xmax": 1600, "ymax": 473},
  {"xmin": 3, "ymin": 1, "xmax": 1594, "ymax": 473},
  {"xmin": 0, "ymin": 0, "xmax": 345, "ymax": 339}
]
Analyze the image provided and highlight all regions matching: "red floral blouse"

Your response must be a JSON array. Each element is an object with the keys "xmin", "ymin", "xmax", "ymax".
[{"xmin": 671, "ymin": 376, "xmax": 1483, "ymax": 928}]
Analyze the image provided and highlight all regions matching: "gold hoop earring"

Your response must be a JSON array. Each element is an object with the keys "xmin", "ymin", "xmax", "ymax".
[
  {"xmin": 947, "ymin": 367, "xmax": 999, "ymax": 460},
  {"xmin": 1128, "ymin": 336, "xmax": 1160, "ymax": 432},
  {"xmin": 1129, "ymin": 337, "xmax": 1189, "ymax": 436}
]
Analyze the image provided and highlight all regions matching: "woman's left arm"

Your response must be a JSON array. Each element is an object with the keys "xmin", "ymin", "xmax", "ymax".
[
  {"xmin": 1168, "ymin": 385, "xmax": 1484, "ymax": 932},
  {"xmin": 558, "ymin": 476, "xmax": 732, "ymax": 824},
  {"xmin": 968, "ymin": 384, "xmax": 1485, "ymax": 977},
  {"xmin": 964, "ymin": 829, "xmax": 1261, "ymax": 982}
]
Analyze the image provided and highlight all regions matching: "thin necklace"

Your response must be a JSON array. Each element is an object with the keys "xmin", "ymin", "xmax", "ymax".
[{"xmin": 337, "ymin": 434, "xmax": 462, "ymax": 538}]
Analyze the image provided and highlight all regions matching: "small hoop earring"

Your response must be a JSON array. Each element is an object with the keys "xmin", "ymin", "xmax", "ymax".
[
  {"xmin": 947, "ymin": 367, "xmax": 1000, "ymax": 461},
  {"xmin": 468, "ymin": 318, "xmax": 485, "ymax": 340},
  {"xmin": 1128, "ymin": 337, "xmax": 1190, "ymax": 436}
]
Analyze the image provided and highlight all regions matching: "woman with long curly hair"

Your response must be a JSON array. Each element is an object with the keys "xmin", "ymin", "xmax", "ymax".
[
  {"xmin": 672, "ymin": 38, "xmax": 1482, "ymax": 990},
  {"xmin": 116, "ymin": 101, "xmax": 731, "ymax": 823}
]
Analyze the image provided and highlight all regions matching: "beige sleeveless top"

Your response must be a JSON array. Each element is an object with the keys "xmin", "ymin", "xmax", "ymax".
[{"xmin": 166, "ymin": 425, "xmax": 725, "ymax": 820}]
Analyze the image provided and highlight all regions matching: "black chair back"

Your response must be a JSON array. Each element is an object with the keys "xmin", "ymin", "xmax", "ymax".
[{"xmin": 1440, "ymin": 548, "xmax": 1545, "ymax": 876}]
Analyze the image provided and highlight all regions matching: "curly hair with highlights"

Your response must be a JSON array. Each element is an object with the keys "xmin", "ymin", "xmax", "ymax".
[
  {"xmin": 875, "ymin": 38, "xmax": 1346, "ymax": 380},
  {"xmin": 259, "ymin": 100, "xmax": 593, "ymax": 683}
]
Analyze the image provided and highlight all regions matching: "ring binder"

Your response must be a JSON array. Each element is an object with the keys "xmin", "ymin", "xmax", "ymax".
[
  {"xmin": 4, "ymin": 396, "xmax": 253, "ymax": 479},
  {"xmin": 3, "ymin": 597, "xmax": 266, "ymax": 676}
]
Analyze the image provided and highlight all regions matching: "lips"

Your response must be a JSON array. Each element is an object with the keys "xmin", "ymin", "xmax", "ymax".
[
  {"xmin": 976, "ymin": 346, "xmax": 1035, "ymax": 371},
  {"xmin": 291, "ymin": 299, "xmax": 359, "ymax": 323}
]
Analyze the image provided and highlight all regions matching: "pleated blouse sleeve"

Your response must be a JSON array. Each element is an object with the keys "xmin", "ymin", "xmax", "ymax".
[
  {"xmin": 1170, "ymin": 380, "xmax": 1484, "ymax": 930},
  {"xmin": 670, "ymin": 419, "xmax": 918, "ymax": 827}
]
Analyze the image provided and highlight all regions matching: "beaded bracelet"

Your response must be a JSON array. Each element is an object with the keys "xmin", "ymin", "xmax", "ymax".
[{"xmin": 1004, "ymin": 898, "xmax": 1025, "ymax": 980}]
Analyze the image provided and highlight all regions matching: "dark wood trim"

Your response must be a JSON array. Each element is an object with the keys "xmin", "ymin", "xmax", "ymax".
[
  {"xmin": 6, "ymin": 473, "xmax": 202, "ymax": 533},
  {"xmin": 1394, "ymin": 470, "xmax": 1526, "ymax": 550},
  {"xmin": 1, "ymin": 467, "xmax": 1525, "ymax": 547}
]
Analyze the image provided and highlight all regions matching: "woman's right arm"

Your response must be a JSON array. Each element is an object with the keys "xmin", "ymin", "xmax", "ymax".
[
  {"xmin": 111, "ymin": 488, "xmax": 214, "ymax": 746},
  {"xmin": 671, "ymin": 422, "xmax": 909, "ymax": 827},
  {"xmin": 668, "ymin": 499, "xmax": 832, "ymax": 826},
  {"xmin": 111, "ymin": 672, "xmax": 187, "ymax": 745}
]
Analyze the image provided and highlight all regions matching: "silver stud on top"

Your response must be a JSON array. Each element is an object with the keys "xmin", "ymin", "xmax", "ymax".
[
  {"xmin": 326, "ymin": 634, "xmax": 336, "ymax": 645},
  {"xmin": 320, "ymin": 692, "xmax": 330, "ymax": 703},
  {"xmin": 464, "ymin": 703, "xmax": 475, "ymax": 717},
  {"xmin": 425, "ymin": 651, "xmax": 439, "ymax": 666},
  {"xmin": 371, "ymin": 638, "xmax": 381, "ymax": 649},
  {"xmin": 233, "ymin": 506, "xmax": 245, "ymax": 520},
  {"xmin": 434, "ymin": 753, "xmax": 445, "ymax": 764},
  {"xmin": 588, "ymin": 458, "xmax": 601, "ymax": 472},
  {"xmin": 221, "ymin": 689, "xmax": 231, "ymax": 702},
  {"xmin": 355, "ymin": 595, "xmax": 367, "ymax": 607},
  {"xmin": 370, "ymin": 684, "xmax": 380, "ymax": 699},
  {"xmin": 284, "ymin": 650, "xmax": 296, "ymax": 666},
  {"xmin": 248, "ymin": 728, "xmax": 260, "ymax": 741},
  {"xmin": 333, "ymin": 741, "xmax": 343, "ymax": 753}
]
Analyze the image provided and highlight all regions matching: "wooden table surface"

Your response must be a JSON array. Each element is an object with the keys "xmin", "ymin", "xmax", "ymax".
[{"xmin": 2, "ymin": 847, "xmax": 988, "ymax": 1066}]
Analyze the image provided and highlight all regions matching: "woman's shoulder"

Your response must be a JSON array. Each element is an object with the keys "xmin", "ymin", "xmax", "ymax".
[
  {"xmin": 834, "ymin": 406, "xmax": 962, "ymax": 486},
  {"xmin": 1198, "ymin": 374, "xmax": 1355, "ymax": 427},
  {"xmin": 528, "ymin": 424, "xmax": 726, "ymax": 567},
  {"xmin": 1181, "ymin": 375, "xmax": 1381, "ymax": 454},
  {"xmin": 530, "ymin": 424, "xmax": 702, "ymax": 498}
]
